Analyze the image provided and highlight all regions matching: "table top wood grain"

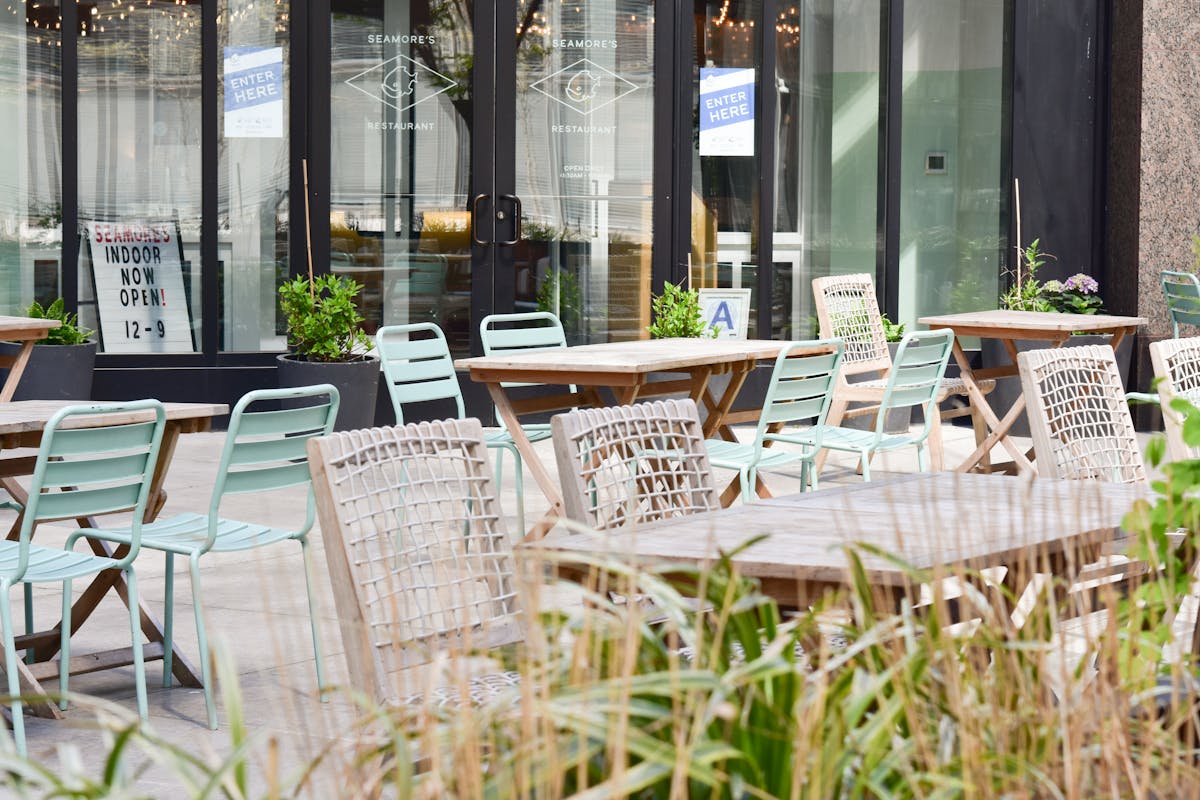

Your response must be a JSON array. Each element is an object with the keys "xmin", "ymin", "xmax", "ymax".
[
  {"xmin": 918, "ymin": 309, "xmax": 1146, "ymax": 338},
  {"xmin": 0, "ymin": 316, "xmax": 61, "ymax": 341},
  {"xmin": 455, "ymin": 338, "xmax": 813, "ymax": 376},
  {"xmin": 520, "ymin": 473, "xmax": 1148, "ymax": 589},
  {"xmin": 0, "ymin": 400, "xmax": 228, "ymax": 436}
]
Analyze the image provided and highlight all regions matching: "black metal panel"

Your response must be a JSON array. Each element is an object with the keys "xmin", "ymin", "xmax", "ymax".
[
  {"xmin": 468, "ymin": 0, "xmax": 498, "ymax": 356},
  {"xmin": 879, "ymin": 0, "xmax": 901, "ymax": 316},
  {"xmin": 306, "ymin": 0, "xmax": 332, "ymax": 282},
  {"xmin": 201, "ymin": 0, "xmax": 219, "ymax": 357},
  {"xmin": 1011, "ymin": 0, "xmax": 1104, "ymax": 283},
  {"xmin": 755, "ymin": 0, "xmax": 777, "ymax": 340},
  {"xmin": 62, "ymin": 1, "xmax": 79, "ymax": 311},
  {"xmin": 657, "ymin": 0, "xmax": 684, "ymax": 289}
]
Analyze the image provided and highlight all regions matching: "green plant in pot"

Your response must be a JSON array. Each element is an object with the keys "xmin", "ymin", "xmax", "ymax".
[
  {"xmin": 1, "ymin": 298, "xmax": 97, "ymax": 400},
  {"xmin": 647, "ymin": 280, "xmax": 716, "ymax": 339},
  {"xmin": 277, "ymin": 274, "xmax": 378, "ymax": 431}
]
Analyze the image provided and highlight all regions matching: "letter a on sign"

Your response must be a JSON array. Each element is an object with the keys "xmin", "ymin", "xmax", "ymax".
[{"xmin": 711, "ymin": 301, "xmax": 735, "ymax": 330}]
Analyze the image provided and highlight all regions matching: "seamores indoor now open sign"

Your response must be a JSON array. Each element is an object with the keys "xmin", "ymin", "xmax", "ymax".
[{"xmin": 85, "ymin": 220, "xmax": 196, "ymax": 354}]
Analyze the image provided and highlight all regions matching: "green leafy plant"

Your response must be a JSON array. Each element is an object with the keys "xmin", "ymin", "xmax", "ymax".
[
  {"xmin": 23, "ymin": 298, "xmax": 92, "ymax": 345},
  {"xmin": 881, "ymin": 313, "xmax": 905, "ymax": 342},
  {"xmin": 278, "ymin": 274, "xmax": 372, "ymax": 362},
  {"xmin": 1000, "ymin": 238, "xmax": 1055, "ymax": 312},
  {"xmin": 1039, "ymin": 272, "xmax": 1106, "ymax": 315},
  {"xmin": 647, "ymin": 280, "xmax": 715, "ymax": 339},
  {"xmin": 536, "ymin": 268, "xmax": 582, "ymax": 335}
]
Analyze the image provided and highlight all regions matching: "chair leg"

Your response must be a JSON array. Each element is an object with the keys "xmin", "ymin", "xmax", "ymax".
[
  {"xmin": 0, "ymin": 586, "xmax": 26, "ymax": 755},
  {"xmin": 967, "ymin": 397, "xmax": 990, "ymax": 471},
  {"xmin": 741, "ymin": 466, "xmax": 754, "ymax": 504},
  {"xmin": 162, "ymin": 553, "xmax": 174, "ymax": 688},
  {"xmin": 510, "ymin": 447, "xmax": 526, "ymax": 535},
  {"xmin": 59, "ymin": 580, "xmax": 71, "ymax": 710},
  {"xmin": 917, "ymin": 443, "xmax": 928, "ymax": 473},
  {"xmin": 23, "ymin": 584, "xmax": 32, "ymax": 665},
  {"xmin": 928, "ymin": 409, "xmax": 945, "ymax": 472},
  {"xmin": 299, "ymin": 537, "xmax": 326, "ymax": 699},
  {"xmin": 188, "ymin": 555, "xmax": 218, "ymax": 730},
  {"xmin": 860, "ymin": 451, "xmax": 872, "ymax": 482},
  {"xmin": 125, "ymin": 569, "xmax": 148, "ymax": 720}
]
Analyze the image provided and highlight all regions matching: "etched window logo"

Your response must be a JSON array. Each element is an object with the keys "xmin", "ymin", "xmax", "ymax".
[
  {"xmin": 530, "ymin": 58, "xmax": 638, "ymax": 116},
  {"xmin": 345, "ymin": 54, "xmax": 458, "ymax": 112}
]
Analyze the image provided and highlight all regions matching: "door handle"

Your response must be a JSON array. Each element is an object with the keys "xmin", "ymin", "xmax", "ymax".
[
  {"xmin": 496, "ymin": 194, "xmax": 522, "ymax": 246},
  {"xmin": 470, "ymin": 193, "xmax": 490, "ymax": 246}
]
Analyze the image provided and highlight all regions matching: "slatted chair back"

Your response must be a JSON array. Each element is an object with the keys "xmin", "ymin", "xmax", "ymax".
[
  {"xmin": 306, "ymin": 418, "xmax": 523, "ymax": 702},
  {"xmin": 551, "ymin": 398, "xmax": 719, "ymax": 531},
  {"xmin": 480, "ymin": 311, "xmax": 568, "ymax": 389},
  {"xmin": 812, "ymin": 273, "xmax": 892, "ymax": 379},
  {"xmin": 206, "ymin": 385, "xmax": 340, "ymax": 551},
  {"xmin": 1018, "ymin": 345, "xmax": 1146, "ymax": 484},
  {"xmin": 377, "ymin": 323, "xmax": 464, "ymax": 423},
  {"xmin": 1149, "ymin": 336, "xmax": 1200, "ymax": 462},
  {"xmin": 1162, "ymin": 270, "xmax": 1200, "ymax": 339},
  {"xmin": 755, "ymin": 339, "xmax": 843, "ymax": 457},
  {"xmin": 12, "ymin": 400, "xmax": 167, "ymax": 580}
]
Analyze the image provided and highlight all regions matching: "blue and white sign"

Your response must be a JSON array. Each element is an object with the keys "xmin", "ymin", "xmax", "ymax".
[
  {"xmin": 699, "ymin": 68, "xmax": 755, "ymax": 156},
  {"xmin": 224, "ymin": 47, "xmax": 284, "ymax": 138},
  {"xmin": 699, "ymin": 288, "xmax": 752, "ymax": 340}
]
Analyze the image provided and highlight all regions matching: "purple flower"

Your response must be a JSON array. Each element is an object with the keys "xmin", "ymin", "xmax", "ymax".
[{"xmin": 1063, "ymin": 273, "xmax": 1099, "ymax": 294}]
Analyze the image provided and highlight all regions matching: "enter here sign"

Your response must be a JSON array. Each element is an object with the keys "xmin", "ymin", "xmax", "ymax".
[{"xmin": 699, "ymin": 68, "xmax": 755, "ymax": 157}]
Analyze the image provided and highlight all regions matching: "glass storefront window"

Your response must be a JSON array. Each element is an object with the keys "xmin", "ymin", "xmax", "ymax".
[
  {"xmin": 0, "ymin": 2, "xmax": 62, "ymax": 314},
  {"xmin": 898, "ymin": 0, "xmax": 1005, "ymax": 327},
  {"xmin": 774, "ymin": 0, "xmax": 880, "ymax": 339},
  {"xmin": 218, "ymin": 0, "xmax": 290, "ymax": 352},
  {"xmin": 692, "ymin": 0, "xmax": 761, "ymax": 335},
  {"xmin": 77, "ymin": 0, "xmax": 202, "ymax": 354}
]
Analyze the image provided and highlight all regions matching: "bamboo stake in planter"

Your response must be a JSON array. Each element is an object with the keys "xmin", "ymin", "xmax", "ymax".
[{"xmin": 303, "ymin": 158, "xmax": 314, "ymax": 300}]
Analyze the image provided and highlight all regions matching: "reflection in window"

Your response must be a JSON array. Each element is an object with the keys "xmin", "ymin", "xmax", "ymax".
[
  {"xmin": 0, "ymin": 3, "xmax": 62, "ymax": 313},
  {"xmin": 76, "ymin": 0, "xmax": 202, "ymax": 354}
]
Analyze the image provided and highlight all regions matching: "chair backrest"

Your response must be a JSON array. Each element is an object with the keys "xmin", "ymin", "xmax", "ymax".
[
  {"xmin": 479, "ymin": 311, "xmax": 567, "ymax": 389},
  {"xmin": 208, "ymin": 385, "xmax": 340, "ymax": 548},
  {"xmin": 551, "ymin": 398, "xmax": 719, "ymax": 531},
  {"xmin": 306, "ymin": 418, "xmax": 522, "ymax": 702},
  {"xmin": 13, "ymin": 400, "xmax": 167, "ymax": 580},
  {"xmin": 377, "ymin": 323, "xmax": 464, "ymax": 424},
  {"xmin": 1149, "ymin": 336, "xmax": 1200, "ymax": 462},
  {"xmin": 756, "ymin": 339, "xmax": 843, "ymax": 455},
  {"xmin": 811, "ymin": 273, "xmax": 892, "ymax": 379},
  {"xmin": 871, "ymin": 329, "xmax": 955, "ymax": 442},
  {"xmin": 1162, "ymin": 270, "xmax": 1200, "ymax": 339},
  {"xmin": 1018, "ymin": 345, "xmax": 1146, "ymax": 484},
  {"xmin": 384, "ymin": 255, "xmax": 448, "ymax": 327}
]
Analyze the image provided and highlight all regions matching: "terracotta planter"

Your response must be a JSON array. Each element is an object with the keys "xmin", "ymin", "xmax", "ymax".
[
  {"xmin": 277, "ymin": 354, "xmax": 380, "ymax": 432},
  {"xmin": 0, "ymin": 340, "xmax": 97, "ymax": 400},
  {"xmin": 979, "ymin": 333, "xmax": 1134, "ymax": 438}
]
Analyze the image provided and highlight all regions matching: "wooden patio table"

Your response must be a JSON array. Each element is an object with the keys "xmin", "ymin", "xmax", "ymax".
[
  {"xmin": 917, "ymin": 310, "xmax": 1146, "ymax": 475},
  {"xmin": 457, "ymin": 338, "xmax": 833, "ymax": 539},
  {"xmin": 520, "ymin": 472, "xmax": 1147, "ymax": 613},
  {"xmin": 0, "ymin": 316, "xmax": 61, "ymax": 402},
  {"xmin": 0, "ymin": 400, "xmax": 228, "ymax": 719}
]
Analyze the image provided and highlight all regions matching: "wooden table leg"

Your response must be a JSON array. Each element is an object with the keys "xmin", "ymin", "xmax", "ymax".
[
  {"xmin": 0, "ymin": 341, "xmax": 36, "ymax": 403},
  {"xmin": 487, "ymin": 383, "xmax": 567, "ymax": 541},
  {"xmin": 699, "ymin": 360, "xmax": 769, "ymax": 503},
  {"xmin": 950, "ymin": 338, "xmax": 1034, "ymax": 474}
]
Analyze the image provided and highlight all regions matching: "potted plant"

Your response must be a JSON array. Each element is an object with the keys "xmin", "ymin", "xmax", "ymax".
[
  {"xmin": 982, "ymin": 239, "xmax": 1129, "ymax": 435},
  {"xmin": 277, "ymin": 274, "xmax": 378, "ymax": 432},
  {"xmin": 0, "ymin": 299, "xmax": 97, "ymax": 400},
  {"xmin": 647, "ymin": 281, "xmax": 716, "ymax": 339}
]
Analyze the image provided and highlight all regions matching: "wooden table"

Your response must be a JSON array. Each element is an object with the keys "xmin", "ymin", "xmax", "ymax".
[
  {"xmin": 457, "ymin": 338, "xmax": 828, "ymax": 538},
  {"xmin": 0, "ymin": 400, "xmax": 228, "ymax": 719},
  {"xmin": 521, "ymin": 472, "xmax": 1147, "ymax": 612},
  {"xmin": 917, "ymin": 310, "xmax": 1146, "ymax": 475},
  {"xmin": 0, "ymin": 316, "xmax": 61, "ymax": 402}
]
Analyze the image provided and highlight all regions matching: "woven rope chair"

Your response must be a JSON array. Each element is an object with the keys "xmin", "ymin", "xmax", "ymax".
[
  {"xmin": 1150, "ymin": 337, "xmax": 1200, "ymax": 462},
  {"xmin": 1018, "ymin": 345, "xmax": 1146, "ymax": 484},
  {"xmin": 812, "ymin": 273, "xmax": 993, "ymax": 471},
  {"xmin": 307, "ymin": 419, "xmax": 524, "ymax": 706},
  {"xmin": 1162, "ymin": 270, "xmax": 1200, "ymax": 339},
  {"xmin": 551, "ymin": 398, "xmax": 719, "ymax": 532}
]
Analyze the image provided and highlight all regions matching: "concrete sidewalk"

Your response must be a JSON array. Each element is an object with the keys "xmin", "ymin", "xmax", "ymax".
[{"xmin": 9, "ymin": 421, "xmax": 1162, "ymax": 793}]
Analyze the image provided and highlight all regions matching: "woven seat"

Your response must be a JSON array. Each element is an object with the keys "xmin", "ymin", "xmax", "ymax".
[
  {"xmin": 1150, "ymin": 337, "xmax": 1200, "ymax": 462},
  {"xmin": 307, "ymin": 419, "xmax": 524, "ymax": 706},
  {"xmin": 395, "ymin": 670, "xmax": 522, "ymax": 708},
  {"xmin": 812, "ymin": 273, "xmax": 993, "ymax": 472}
]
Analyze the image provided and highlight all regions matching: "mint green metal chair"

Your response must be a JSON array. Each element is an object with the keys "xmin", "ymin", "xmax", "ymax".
[
  {"xmin": 803, "ymin": 329, "xmax": 955, "ymax": 480},
  {"xmin": 2, "ymin": 400, "xmax": 166, "ymax": 755},
  {"xmin": 377, "ymin": 323, "xmax": 526, "ymax": 531},
  {"xmin": 1162, "ymin": 270, "xmax": 1200, "ymax": 339},
  {"xmin": 69, "ymin": 386, "xmax": 339, "ymax": 730},
  {"xmin": 704, "ymin": 339, "xmax": 843, "ymax": 501}
]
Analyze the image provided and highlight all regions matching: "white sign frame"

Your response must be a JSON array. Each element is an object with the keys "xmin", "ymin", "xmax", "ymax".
[{"xmin": 699, "ymin": 288, "xmax": 752, "ymax": 340}]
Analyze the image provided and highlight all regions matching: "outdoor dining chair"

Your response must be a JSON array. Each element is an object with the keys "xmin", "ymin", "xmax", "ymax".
[
  {"xmin": 812, "ymin": 273, "xmax": 992, "ymax": 468},
  {"xmin": 377, "ymin": 322, "xmax": 527, "ymax": 531},
  {"xmin": 704, "ymin": 339, "xmax": 844, "ymax": 501},
  {"xmin": 1161, "ymin": 270, "xmax": 1200, "ymax": 339},
  {"xmin": 2, "ymin": 400, "xmax": 166, "ymax": 755},
  {"xmin": 1150, "ymin": 336, "xmax": 1200, "ymax": 462},
  {"xmin": 551, "ymin": 398, "xmax": 719, "ymax": 531},
  {"xmin": 68, "ymin": 385, "xmax": 340, "ymax": 730},
  {"xmin": 306, "ymin": 419, "xmax": 523, "ymax": 706}
]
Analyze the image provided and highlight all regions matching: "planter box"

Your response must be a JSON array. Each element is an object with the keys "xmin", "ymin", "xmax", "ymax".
[
  {"xmin": 277, "ymin": 354, "xmax": 380, "ymax": 432},
  {"xmin": 979, "ymin": 333, "xmax": 1134, "ymax": 438},
  {"xmin": 0, "ymin": 340, "xmax": 97, "ymax": 400}
]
